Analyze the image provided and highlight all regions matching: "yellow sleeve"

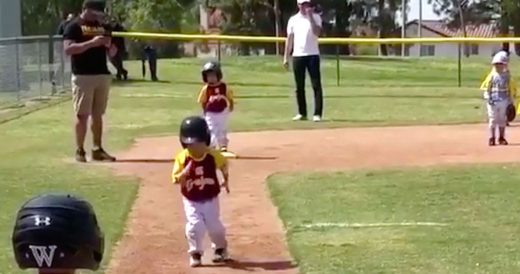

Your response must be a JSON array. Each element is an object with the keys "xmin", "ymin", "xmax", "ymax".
[
  {"xmin": 197, "ymin": 86, "xmax": 208, "ymax": 104},
  {"xmin": 510, "ymin": 77, "xmax": 518, "ymax": 98},
  {"xmin": 227, "ymin": 87, "xmax": 234, "ymax": 101},
  {"xmin": 480, "ymin": 71, "xmax": 493, "ymax": 91},
  {"xmin": 171, "ymin": 151, "xmax": 187, "ymax": 183},
  {"xmin": 210, "ymin": 149, "xmax": 228, "ymax": 169}
]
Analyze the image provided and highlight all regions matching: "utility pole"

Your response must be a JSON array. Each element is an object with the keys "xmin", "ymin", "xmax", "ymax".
[
  {"xmin": 401, "ymin": 0, "xmax": 406, "ymax": 57},
  {"xmin": 418, "ymin": 0, "xmax": 422, "ymax": 38},
  {"xmin": 274, "ymin": 0, "xmax": 281, "ymax": 55}
]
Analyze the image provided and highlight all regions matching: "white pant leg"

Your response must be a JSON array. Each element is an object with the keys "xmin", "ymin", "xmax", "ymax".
[
  {"xmin": 202, "ymin": 197, "xmax": 227, "ymax": 250},
  {"xmin": 205, "ymin": 113, "xmax": 219, "ymax": 148},
  {"xmin": 183, "ymin": 198, "xmax": 206, "ymax": 255},
  {"xmin": 216, "ymin": 110, "xmax": 229, "ymax": 147},
  {"xmin": 495, "ymin": 100, "xmax": 509, "ymax": 128},
  {"xmin": 487, "ymin": 103, "xmax": 496, "ymax": 129},
  {"xmin": 206, "ymin": 111, "xmax": 229, "ymax": 148}
]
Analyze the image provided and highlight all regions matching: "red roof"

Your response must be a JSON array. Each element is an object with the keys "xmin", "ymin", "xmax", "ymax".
[{"xmin": 408, "ymin": 19, "xmax": 497, "ymax": 38}]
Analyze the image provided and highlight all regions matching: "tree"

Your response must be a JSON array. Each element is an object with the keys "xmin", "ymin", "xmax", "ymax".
[{"xmin": 21, "ymin": 0, "xmax": 83, "ymax": 35}]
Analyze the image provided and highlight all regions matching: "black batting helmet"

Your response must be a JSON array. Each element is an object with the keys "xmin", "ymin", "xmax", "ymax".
[
  {"xmin": 179, "ymin": 116, "xmax": 211, "ymax": 148},
  {"xmin": 202, "ymin": 61, "xmax": 223, "ymax": 83},
  {"xmin": 12, "ymin": 193, "xmax": 104, "ymax": 270}
]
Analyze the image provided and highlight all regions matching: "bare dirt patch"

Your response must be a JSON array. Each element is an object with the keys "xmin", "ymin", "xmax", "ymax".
[{"xmin": 106, "ymin": 124, "xmax": 520, "ymax": 274}]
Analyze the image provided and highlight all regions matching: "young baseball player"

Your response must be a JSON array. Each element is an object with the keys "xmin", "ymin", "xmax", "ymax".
[
  {"xmin": 480, "ymin": 51, "xmax": 514, "ymax": 146},
  {"xmin": 198, "ymin": 61, "xmax": 234, "ymax": 152},
  {"xmin": 484, "ymin": 50, "xmax": 520, "ymax": 126},
  {"xmin": 172, "ymin": 115, "xmax": 231, "ymax": 267},
  {"xmin": 12, "ymin": 193, "xmax": 104, "ymax": 274}
]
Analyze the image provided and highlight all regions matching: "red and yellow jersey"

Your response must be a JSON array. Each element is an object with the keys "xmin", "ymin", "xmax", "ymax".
[
  {"xmin": 172, "ymin": 149, "xmax": 227, "ymax": 201},
  {"xmin": 197, "ymin": 82, "xmax": 234, "ymax": 113}
]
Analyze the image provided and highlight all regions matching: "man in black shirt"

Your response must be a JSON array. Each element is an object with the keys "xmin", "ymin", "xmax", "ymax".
[{"xmin": 63, "ymin": 0, "xmax": 117, "ymax": 162}]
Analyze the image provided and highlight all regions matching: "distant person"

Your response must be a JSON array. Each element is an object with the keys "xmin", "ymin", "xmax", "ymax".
[
  {"xmin": 283, "ymin": 0, "xmax": 324, "ymax": 122},
  {"xmin": 480, "ymin": 51, "xmax": 515, "ymax": 146},
  {"xmin": 109, "ymin": 18, "xmax": 128, "ymax": 80},
  {"xmin": 57, "ymin": 13, "xmax": 76, "ymax": 35},
  {"xmin": 142, "ymin": 44, "xmax": 158, "ymax": 81},
  {"xmin": 12, "ymin": 193, "xmax": 104, "ymax": 274},
  {"xmin": 63, "ymin": 0, "xmax": 118, "ymax": 162},
  {"xmin": 198, "ymin": 61, "xmax": 234, "ymax": 152}
]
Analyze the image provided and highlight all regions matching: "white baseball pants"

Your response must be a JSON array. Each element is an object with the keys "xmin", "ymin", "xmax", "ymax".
[
  {"xmin": 183, "ymin": 196, "xmax": 227, "ymax": 255},
  {"xmin": 487, "ymin": 100, "xmax": 508, "ymax": 128},
  {"xmin": 205, "ymin": 110, "xmax": 229, "ymax": 149}
]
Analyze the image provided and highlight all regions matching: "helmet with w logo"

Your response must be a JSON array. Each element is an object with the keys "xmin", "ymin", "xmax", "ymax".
[{"xmin": 12, "ymin": 193, "xmax": 104, "ymax": 270}]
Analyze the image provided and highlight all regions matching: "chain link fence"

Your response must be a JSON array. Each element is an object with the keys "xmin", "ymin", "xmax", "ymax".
[{"xmin": 0, "ymin": 35, "xmax": 71, "ymax": 110}]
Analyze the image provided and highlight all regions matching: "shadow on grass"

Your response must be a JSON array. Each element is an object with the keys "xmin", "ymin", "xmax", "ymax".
[
  {"xmin": 235, "ymin": 94, "xmax": 478, "ymax": 100},
  {"xmin": 115, "ymin": 158, "xmax": 173, "ymax": 163},
  {"xmin": 112, "ymin": 78, "xmax": 172, "ymax": 86},
  {"xmin": 202, "ymin": 259, "xmax": 297, "ymax": 271},
  {"xmin": 321, "ymin": 55, "xmax": 413, "ymax": 63},
  {"xmin": 114, "ymin": 155, "xmax": 277, "ymax": 163},
  {"xmin": 172, "ymin": 79, "xmax": 293, "ymax": 88}
]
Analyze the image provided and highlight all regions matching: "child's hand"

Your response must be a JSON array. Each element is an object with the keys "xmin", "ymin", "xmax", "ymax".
[
  {"xmin": 221, "ymin": 180, "xmax": 230, "ymax": 193},
  {"xmin": 178, "ymin": 161, "xmax": 194, "ymax": 187}
]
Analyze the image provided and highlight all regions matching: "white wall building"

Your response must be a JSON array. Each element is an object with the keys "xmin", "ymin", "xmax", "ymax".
[{"xmin": 404, "ymin": 20, "xmax": 506, "ymax": 57}]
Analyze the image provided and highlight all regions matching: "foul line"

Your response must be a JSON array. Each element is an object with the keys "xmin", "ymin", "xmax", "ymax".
[{"xmin": 296, "ymin": 222, "xmax": 449, "ymax": 229}]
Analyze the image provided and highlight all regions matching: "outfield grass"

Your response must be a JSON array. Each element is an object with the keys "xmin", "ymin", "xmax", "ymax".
[
  {"xmin": 268, "ymin": 165, "xmax": 520, "ymax": 274},
  {"xmin": 0, "ymin": 56, "xmax": 508, "ymax": 273}
]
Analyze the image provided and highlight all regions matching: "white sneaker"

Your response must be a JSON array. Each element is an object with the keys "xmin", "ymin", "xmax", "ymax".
[
  {"xmin": 189, "ymin": 253, "xmax": 202, "ymax": 267},
  {"xmin": 312, "ymin": 115, "xmax": 322, "ymax": 122},
  {"xmin": 292, "ymin": 114, "xmax": 307, "ymax": 121}
]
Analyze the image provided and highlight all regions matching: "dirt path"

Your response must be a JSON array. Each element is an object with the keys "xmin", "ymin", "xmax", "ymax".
[{"xmin": 106, "ymin": 124, "xmax": 520, "ymax": 274}]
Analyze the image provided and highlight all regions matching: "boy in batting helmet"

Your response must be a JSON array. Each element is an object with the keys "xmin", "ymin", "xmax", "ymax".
[
  {"xmin": 12, "ymin": 193, "xmax": 104, "ymax": 274},
  {"xmin": 198, "ymin": 61, "xmax": 235, "ymax": 152},
  {"xmin": 172, "ymin": 115, "xmax": 231, "ymax": 267}
]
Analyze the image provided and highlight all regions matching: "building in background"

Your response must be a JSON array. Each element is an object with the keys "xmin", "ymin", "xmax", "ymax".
[{"xmin": 404, "ymin": 19, "xmax": 505, "ymax": 57}]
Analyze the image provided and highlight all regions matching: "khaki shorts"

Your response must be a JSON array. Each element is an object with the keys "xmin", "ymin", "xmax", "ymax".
[{"xmin": 72, "ymin": 74, "xmax": 112, "ymax": 116}]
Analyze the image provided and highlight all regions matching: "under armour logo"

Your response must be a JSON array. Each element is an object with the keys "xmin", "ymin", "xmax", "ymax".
[
  {"xmin": 28, "ymin": 245, "xmax": 57, "ymax": 267},
  {"xmin": 33, "ymin": 215, "xmax": 51, "ymax": 226}
]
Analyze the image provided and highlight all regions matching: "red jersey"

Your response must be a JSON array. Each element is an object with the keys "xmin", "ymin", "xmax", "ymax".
[
  {"xmin": 197, "ymin": 82, "xmax": 234, "ymax": 113},
  {"xmin": 172, "ymin": 149, "xmax": 227, "ymax": 202}
]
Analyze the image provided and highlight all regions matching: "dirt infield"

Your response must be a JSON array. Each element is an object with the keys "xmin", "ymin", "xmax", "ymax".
[{"xmin": 106, "ymin": 124, "xmax": 520, "ymax": 274}]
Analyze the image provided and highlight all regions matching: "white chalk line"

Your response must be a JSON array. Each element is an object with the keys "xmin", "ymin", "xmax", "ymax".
[{"xmin": 295, "ymin": 222, "xmax": 449, "ymax": 229}]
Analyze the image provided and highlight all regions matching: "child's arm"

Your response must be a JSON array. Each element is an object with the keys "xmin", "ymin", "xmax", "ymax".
[
  {"xmin": 228, "ymin": 88, "xmax": 234, "ymax": 112},
  {"xmin": 214, "ymin": 151, "xmax": 230, "ymax": 193},
  {"xmin": 172, "ymin": 158, "xmax": 193, "ymax": 187},
  {"xmin": 197, "ymin": 86, "xmax": 208, "ymax": 113},
  {"xmin": 220, "ymin": 163, "xmax": 230, "ymax": 193}
]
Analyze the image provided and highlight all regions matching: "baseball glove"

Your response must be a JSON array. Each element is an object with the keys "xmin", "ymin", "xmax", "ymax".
[{"xmin": 507, "ymin": 103, "xmax": 516, "ymax": 122}]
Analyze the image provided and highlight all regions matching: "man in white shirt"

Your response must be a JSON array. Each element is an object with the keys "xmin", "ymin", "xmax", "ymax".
[{"xmin": 283, "ymin": 0, "xmax": 324, "ymax": 122}]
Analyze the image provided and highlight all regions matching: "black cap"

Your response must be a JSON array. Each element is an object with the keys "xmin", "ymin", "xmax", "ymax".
[{"xmin": 83, "ymin": 0, "xmax": 106, "ymax": 12}]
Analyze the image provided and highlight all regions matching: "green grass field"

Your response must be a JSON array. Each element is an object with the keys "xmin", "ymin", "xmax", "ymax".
[
  {"xmin": 0, "ymin": 55, "xmax": 516, "ymax": 273},
  {"xmin": 268, "ymin": 166, "xmax": 520, "ymax": 274}
]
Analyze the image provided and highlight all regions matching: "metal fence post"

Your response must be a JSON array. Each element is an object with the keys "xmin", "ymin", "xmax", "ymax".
[
  {"xmin": 336, "ymin": 45, "xmax": 340, "ymax": 87},
  {"xmin": 38, "ymin": 40, "xmax": 43, "ymax": 99},
  {"xmin": 15, "ymin": 38, "xmax": 21, "ymax": 103},
  {"xmin": 217, "ymin": 40, "xmax": 221, "ymax": 62},
  {"xmin": 59, "ymin": 37, "xmax": 66, "ymax": 90},
  {"xmin": 457, "ymin": 43, "xmax": 462, "ymax": 87}
]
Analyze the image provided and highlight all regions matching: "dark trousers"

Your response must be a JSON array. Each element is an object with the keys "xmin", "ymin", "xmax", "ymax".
[
  {"xmin": 143, "ymin": 50, "xmax": 158, "ymax": 81},
  {"xmin": 293, "ymin": 55, "xmax": 323, "ymax": 117},
  {"xmin": 110, "ymin": 52, "xmax": 127, "ymax": 80}
]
